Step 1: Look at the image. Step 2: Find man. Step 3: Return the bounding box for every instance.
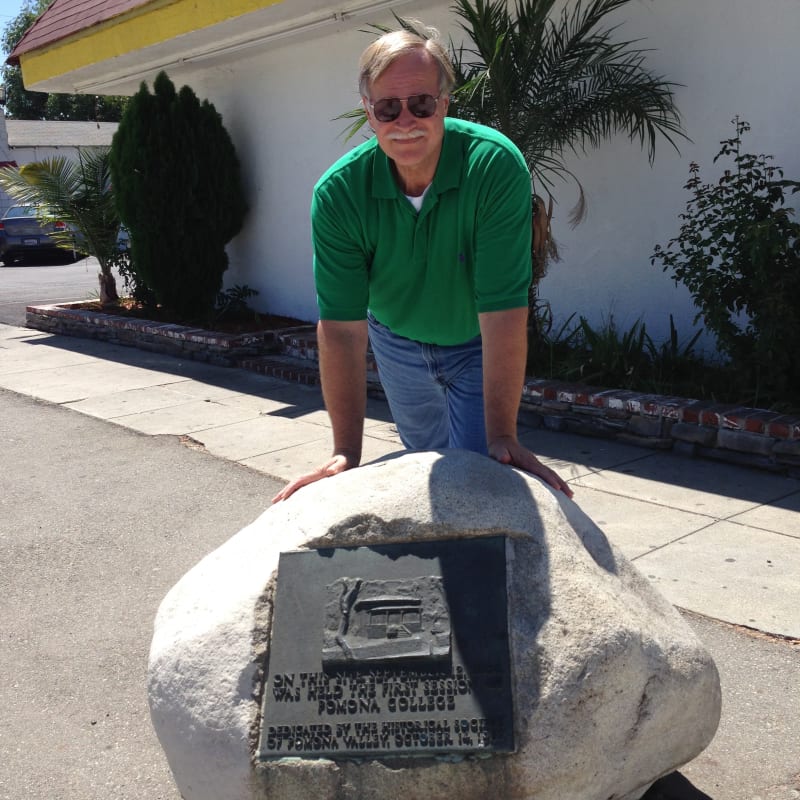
[274,25,572,501]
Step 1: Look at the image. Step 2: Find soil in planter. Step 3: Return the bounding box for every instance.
[73,299,313,335]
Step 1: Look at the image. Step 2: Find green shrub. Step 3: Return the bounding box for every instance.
[527,302,580,378]
[652,118,800,407]
[569,315,652,390]
[109,71,248,322]
[526,313,753,405]
[645,315,704,396]
[529,313,656,387]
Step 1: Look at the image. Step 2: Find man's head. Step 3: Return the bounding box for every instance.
[358,25,455,99]
[358,25,455,192]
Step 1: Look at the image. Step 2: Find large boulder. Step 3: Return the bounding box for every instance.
[148,450,721,800]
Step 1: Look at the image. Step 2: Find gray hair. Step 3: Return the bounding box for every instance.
[358,24,456,98]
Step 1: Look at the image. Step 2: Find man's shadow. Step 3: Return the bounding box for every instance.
[643,772,713,799]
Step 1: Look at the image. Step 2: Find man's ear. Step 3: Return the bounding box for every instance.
[361,97,374,130]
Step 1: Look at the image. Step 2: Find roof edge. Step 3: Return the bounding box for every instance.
[7,0,169,66]
[8,0,269,69]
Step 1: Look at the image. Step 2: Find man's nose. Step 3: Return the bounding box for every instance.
[395,101,417,126]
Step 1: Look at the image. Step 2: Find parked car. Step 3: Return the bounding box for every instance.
[0,205,81,265]
[116,225,130,252]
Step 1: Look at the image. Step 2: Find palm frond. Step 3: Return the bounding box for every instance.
[335,0,686,242]
[335,107,370,142]
[447,0,688,209]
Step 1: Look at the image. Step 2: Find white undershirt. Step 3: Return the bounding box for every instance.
[405,184,431,212]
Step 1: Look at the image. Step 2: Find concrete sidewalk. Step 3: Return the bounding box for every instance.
[1,321,799,800]
[2,321,798,640]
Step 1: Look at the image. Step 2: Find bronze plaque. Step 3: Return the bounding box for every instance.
[258,537,514,759]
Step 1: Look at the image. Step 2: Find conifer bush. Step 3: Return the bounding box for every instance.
[109,71,248,321]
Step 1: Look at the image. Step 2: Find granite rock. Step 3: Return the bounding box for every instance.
[148,450,721,800]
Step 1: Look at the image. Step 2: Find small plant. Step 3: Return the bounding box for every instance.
[527,301,579,377]
[529,312,655,389]
[114,243,155,306]
[526,308,799,409]
[652,118,800,406]
[645,314,705,396]
[214,284,260,322]
[569,315,653,389]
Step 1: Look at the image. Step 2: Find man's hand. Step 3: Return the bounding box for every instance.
[271,319,369,503]
[489,436,574,498]
[478,309,573,498]
[271,454,357,503]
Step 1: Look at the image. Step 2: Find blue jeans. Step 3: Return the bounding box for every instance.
[368,313,487,454]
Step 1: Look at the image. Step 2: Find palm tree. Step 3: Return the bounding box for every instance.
[448,0,687,231]
[0,148,122,305]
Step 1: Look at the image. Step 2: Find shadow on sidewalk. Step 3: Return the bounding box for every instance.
[643,772,713,799]
[15,326,800,509]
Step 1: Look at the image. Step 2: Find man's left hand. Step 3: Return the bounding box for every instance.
[489,436,574,498]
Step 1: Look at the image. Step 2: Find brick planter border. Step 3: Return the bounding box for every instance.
[519,379,800,474]
[26,302,298,366]
[26,302,800,476]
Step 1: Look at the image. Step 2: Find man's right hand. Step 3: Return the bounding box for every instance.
[271,454,357,503]
[273,319,367,503]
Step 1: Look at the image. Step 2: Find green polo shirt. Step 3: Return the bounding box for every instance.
[312,117,531,345]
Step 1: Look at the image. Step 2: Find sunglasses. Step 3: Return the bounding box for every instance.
[368,93,441,123]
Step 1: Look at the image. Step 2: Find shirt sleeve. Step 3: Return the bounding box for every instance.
[311,177,370,321]
[473,144,532,313]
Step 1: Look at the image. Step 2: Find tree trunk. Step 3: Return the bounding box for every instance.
[98,270,119,306]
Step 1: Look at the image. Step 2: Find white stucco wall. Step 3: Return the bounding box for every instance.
[176,0,799,354]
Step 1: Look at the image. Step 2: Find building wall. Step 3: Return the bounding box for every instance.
[153,0,799,353]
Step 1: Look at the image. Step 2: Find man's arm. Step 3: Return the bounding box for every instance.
[318,319,369,463]
[479,307,573,497]
[272,319,368,502]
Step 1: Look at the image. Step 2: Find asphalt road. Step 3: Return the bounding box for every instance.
[0,256,106,326]
[0,388,282,800]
